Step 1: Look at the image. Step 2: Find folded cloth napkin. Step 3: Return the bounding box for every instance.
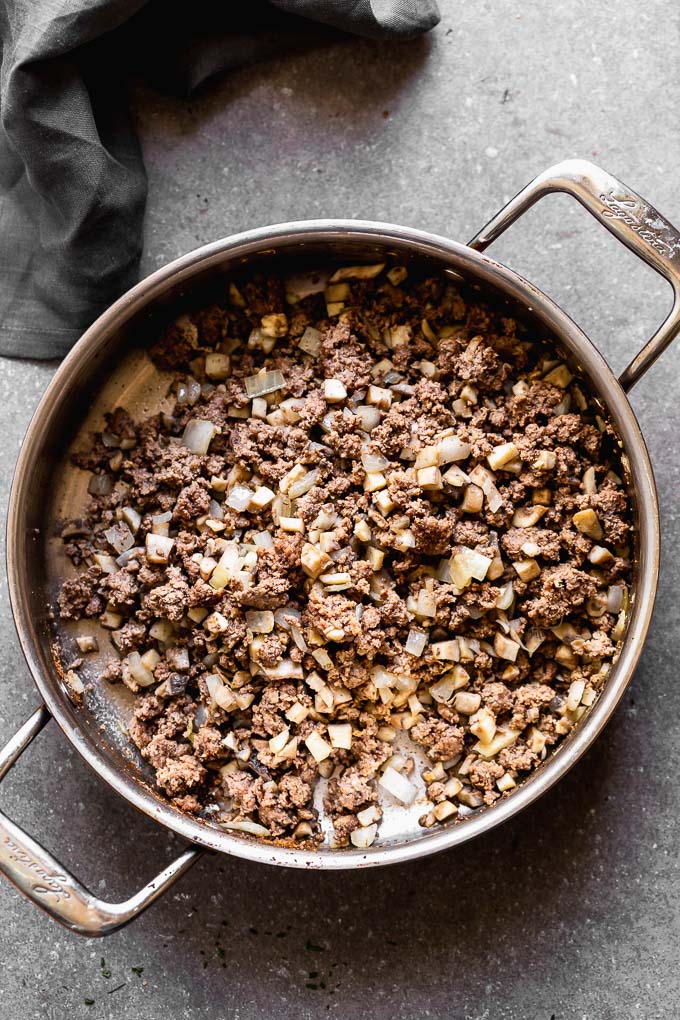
[0,0,439,360]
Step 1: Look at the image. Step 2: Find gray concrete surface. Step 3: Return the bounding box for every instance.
[1,1,680,1017]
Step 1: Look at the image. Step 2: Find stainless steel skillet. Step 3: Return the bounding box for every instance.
[3,160,679,936]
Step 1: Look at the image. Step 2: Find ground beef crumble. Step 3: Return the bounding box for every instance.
[56,260,633,848]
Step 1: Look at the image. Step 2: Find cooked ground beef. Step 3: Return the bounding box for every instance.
[56,260,633,848]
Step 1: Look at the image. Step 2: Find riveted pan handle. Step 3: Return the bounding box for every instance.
[0,706,203,936]
[468,158,680,391]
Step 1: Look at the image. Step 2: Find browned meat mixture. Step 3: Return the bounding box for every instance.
[58,261,633,847]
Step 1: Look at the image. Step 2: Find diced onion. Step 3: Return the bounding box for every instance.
[405,629,428,657]
[329,263,385,282]
[290,625,308,653]
[226,485,254,512]
[140,648,160,671]
[298,326,323,356]
[494,631,521,662]
[435,558,452,583]
[350,823,378,848]
[205,353,231,379]
[393,529,416,551]
[116,546,142,567]
[125,651,155,687]
[567,679,586,712]
[355,405,381,432]
[607,585,624,613]
[439,436,472,463]
[151,510,172,537]
[285,272,328,304]
[167,646,190,671]
[258,659,305,680]
[149,619,174,643]
[279,516,304,533]
[524,628,546,656]
[181,419,216,454]
[88,473,113,496]
[76,635,98,654]
[186,378,202,405]
[487,442,519,471]
[269,727,290,754]
[245,610,275,634]
[273,607,300,630]
[415,590,436,618]
[93,552,118,574]
[495,582,515,611]
[305,730,333,762]
[253,530,274,547]
[324,379,347,403]
[121,506,142,533]
[379,766,416,804]
[442,464,469,487]
[371,667,397,690]
[205,673,237,710]
[470,708,496,743]
[146,533,174,564]
[450,547,492,587]
[320,411,338,434]
[357,805,382,827]
[288,468,319,499]
[430,640,460,662]
[100,610,123,630]
[245,370,285,398]
[222,819,271,837]
[429,674,459,703]
[309,649,332,673]
[474,727,521,759]
[469,465,504,513]
[209,542,240,589]
[205,612,229,635]
[361,450,389,473]
[612,610,626,641]
[328,723,352,749]
[588,544,613,565]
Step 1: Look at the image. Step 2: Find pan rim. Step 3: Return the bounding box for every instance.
[6,219,660,869]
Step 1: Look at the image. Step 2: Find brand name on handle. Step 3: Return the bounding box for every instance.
[3,835,72,902]
[599,191,675,257]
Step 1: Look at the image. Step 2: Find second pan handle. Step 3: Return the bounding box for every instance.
[0,706,203,936]
[468,158,680,391]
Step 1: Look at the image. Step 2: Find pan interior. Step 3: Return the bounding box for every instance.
[15,230,651,866]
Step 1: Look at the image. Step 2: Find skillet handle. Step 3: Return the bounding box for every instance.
[0,706,203,936]
[468,158,680,392]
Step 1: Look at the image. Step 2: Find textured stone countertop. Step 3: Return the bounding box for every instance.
[1,2,679,1017]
